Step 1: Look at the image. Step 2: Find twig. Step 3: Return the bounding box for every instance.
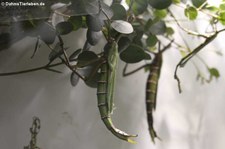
[123,63,149,77]
[174,33,217,93]
[0,61,63,76]
[168,9,209,38]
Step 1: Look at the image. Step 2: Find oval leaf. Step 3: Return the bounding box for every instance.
[68,16,83,31]
[149,20,167,35]
[208,67,220,79]
[70,72,80,86]
[191,0,206,8]
[86,29,102,45]
[146,34,158,47]
[69,48,82,61]
[126,0,148,15]
[49,42,67,62]
[77,51,98,67]
[99,2,114,20]
[118,37,132,53]
[111,20,134,34]
[184,6,198,20]
[38,22,56,44]
[56,21,73,35]
[149,0,172,10]
[86,14,103,31]
[120,44,151,63]
[85,72,101,88]
[111,3,127,20]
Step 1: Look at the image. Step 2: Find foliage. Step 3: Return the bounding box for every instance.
[0,0,225,145]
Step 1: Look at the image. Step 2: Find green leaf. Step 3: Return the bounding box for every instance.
[77,51,99,67]
[38,22,56,44]
[86,14,103,32]
[85,71,101,88]
[49,42,68,62]
[111,3,127,20]
[146,34,158,47]
[118,37,132,53]
[208,67,220,80]
[126,0,148,15]
[148,0,172,10]
[120,44,151,63]
[56,21,73,35]
[191,0,206,8]
[98,2,114,20]
[111,20,134,34]
[69,48,82,61]
[172,0,181,4]
[148,20,167,35]
[68,16,83,31]
[184,6,198,20]
[71,0,99,15]
[205,5,219,12]
[219,11,225,25]
[154,9,168,19]
[86,29,102,45]
[166,27,175,36]
[219,3,225,10]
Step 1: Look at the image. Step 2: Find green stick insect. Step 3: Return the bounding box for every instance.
[123,41,173,143]
[97,40,137,143]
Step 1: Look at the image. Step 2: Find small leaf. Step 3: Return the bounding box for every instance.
[172,0,181,4]
[205,5,219,12]
[118,37,132,53]
[70,0,99,16]
[69,48,82,61]
[149,0,172,10]
[111,20,134,34]
[86,14,103,31]
[219,3,225,10]
[191,0,206,8]
[86,29,102,45]
[85,71,101,88]
[68,16,83,31]
[56,21,74,35]
[49,42,68,62]
[126,0,148,15]
[111,3,127,20]
[149,20,167,35]
[38,22,56,44]
[154,9,168,19]
[77,51,99,67]
[146,34,158,47]
[98,2,114,20]
[184,6,198,20]
[219,11,225,25]
[166,27,175,36]
[208,67,220,79]
[70,72,80,87]
[120,44,151,63]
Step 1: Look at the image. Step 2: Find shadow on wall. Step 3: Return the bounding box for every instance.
[1,23,225,149]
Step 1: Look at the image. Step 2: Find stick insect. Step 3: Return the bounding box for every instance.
[123,41,173,143]
[97,40,137,143]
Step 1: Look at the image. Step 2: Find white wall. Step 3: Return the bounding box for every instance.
[0,26,225,149]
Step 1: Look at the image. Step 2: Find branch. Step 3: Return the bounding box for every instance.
[168,9,209,38]
[174,33,217,93]
[0,61,64,76]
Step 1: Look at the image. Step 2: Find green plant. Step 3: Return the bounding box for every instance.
[0,0,224,144]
